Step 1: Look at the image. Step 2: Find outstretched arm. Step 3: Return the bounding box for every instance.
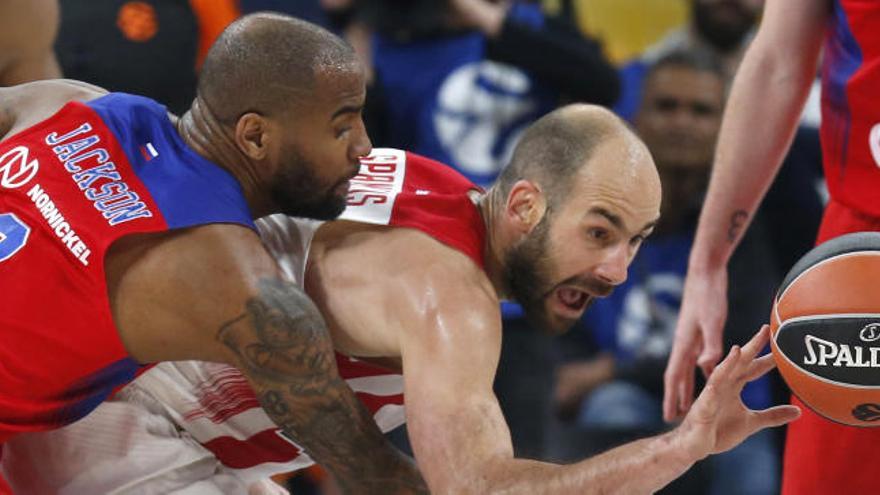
[664,0,829,421]
[397,256,797,494]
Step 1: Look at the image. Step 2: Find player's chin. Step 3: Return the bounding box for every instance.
[333,178,352,198]
[539,299,587,335]
[544,295,593,335]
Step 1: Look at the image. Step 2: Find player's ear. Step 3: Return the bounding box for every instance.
[505,180,547,234]
[234,112,272,161]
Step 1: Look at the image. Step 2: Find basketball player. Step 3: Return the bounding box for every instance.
[0,0,61,84]
[663,0,880,493]
[0,13,425,493]
[5,106,801,494]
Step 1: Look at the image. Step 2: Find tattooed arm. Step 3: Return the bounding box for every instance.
[217,279,425,492]
[664,0,829,421]
[107,224,426,494]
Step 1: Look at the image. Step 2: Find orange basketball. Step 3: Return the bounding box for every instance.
[771,232,880,427]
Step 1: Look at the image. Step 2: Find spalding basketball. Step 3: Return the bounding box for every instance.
[771,232,880,427]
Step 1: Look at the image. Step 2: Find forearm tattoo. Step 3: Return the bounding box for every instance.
[726,209,749,243]
[217,278,427,494]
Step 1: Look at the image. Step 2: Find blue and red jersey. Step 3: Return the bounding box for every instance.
[821,0,880,217]
[0,93,253,442]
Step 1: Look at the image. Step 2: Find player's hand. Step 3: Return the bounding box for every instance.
[663,266,728,421]
[673,325,800,460]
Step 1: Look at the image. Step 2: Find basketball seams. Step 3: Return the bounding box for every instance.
[775,251,880,310]
[777,233,880,293]
[770,240,880,426]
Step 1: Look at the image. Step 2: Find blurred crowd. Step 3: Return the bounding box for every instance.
[1,0,826,493]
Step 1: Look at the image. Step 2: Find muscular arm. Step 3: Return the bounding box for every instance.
[394,248,796,494]
[107,225,425,494]
[398,257,691,494]
[216,279,423,492]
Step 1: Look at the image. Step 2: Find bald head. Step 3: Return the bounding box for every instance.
[198,12,358,123]
[496,104,650,210]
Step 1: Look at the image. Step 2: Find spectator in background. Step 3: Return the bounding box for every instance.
[0,0,61,85]
[55,0,239,114]
[555,49,782,495]
[356,0,619,186]
[614,0,761,120]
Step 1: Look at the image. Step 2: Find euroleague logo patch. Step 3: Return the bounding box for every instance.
[775,316,880,387]
[853,403,880,422]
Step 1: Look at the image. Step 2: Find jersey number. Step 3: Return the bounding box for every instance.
[0,213,30,262]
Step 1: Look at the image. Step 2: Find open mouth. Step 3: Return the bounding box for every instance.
[553,286,592,317]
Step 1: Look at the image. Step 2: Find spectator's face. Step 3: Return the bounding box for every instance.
[270,64,371,220]
[636,66,724,172]
[692,0,760,51]
[505,137,661,334]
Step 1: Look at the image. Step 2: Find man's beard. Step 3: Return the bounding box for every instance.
[693,1,756,53]
[504,214,559,332]
[504,212,617,333]
[270,150,350,221]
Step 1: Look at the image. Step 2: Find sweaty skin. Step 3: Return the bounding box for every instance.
[302,112,799,494]
[0,75,425,494]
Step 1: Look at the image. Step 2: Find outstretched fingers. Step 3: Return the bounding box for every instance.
[751,404,801,430]
[741,325,771,362]
[707,345,741,387]
[742,353,776,383]
[664,341,698,421]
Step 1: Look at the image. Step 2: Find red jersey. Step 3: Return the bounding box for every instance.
[344,147,485,266]
[821,0,880,216]
[0,93,253,441]
[57,148,487,483]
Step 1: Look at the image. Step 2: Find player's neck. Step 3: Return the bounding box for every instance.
[176,98,272,218]
[476,187,512,299]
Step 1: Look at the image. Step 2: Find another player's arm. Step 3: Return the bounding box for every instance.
[690,0,828,267]
[664,0,830,420]
[397,254,796,494]
[0,80,108,139]
[0,0,62,86]
[216,280,425,493]
[110,225,426,494]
